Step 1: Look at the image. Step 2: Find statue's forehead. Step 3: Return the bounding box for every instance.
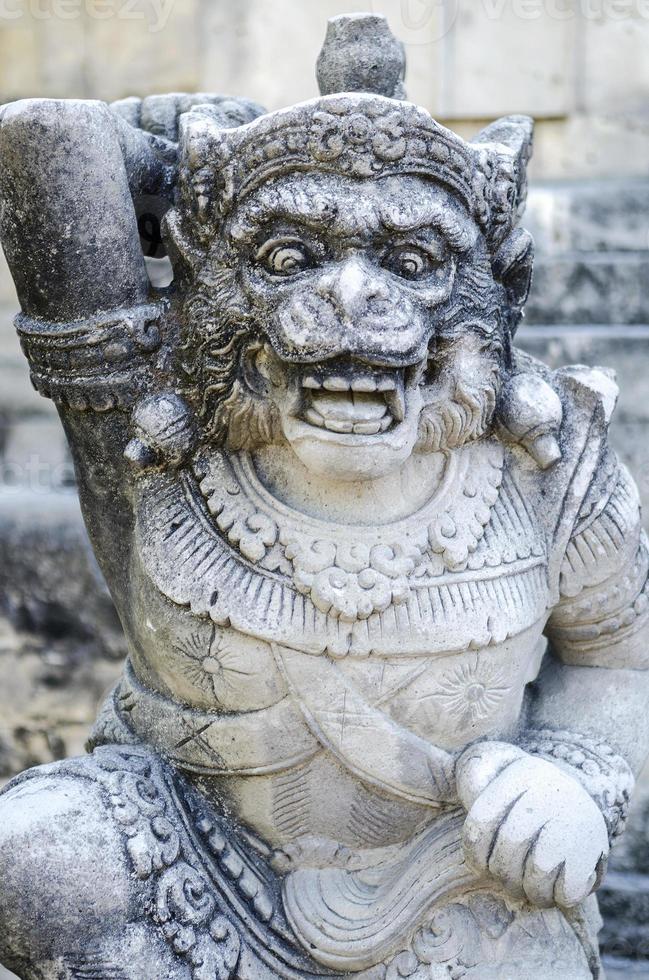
[228,172,476,248]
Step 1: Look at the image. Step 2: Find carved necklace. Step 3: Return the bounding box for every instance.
[193,440,505,624]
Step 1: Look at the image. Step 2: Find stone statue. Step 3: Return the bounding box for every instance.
[0,13,647,980]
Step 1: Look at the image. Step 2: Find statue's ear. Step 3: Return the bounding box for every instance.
[492,228,534,336]
[472,115,535,334]
[472,115,534,236]
[473,115,534,165]
[177,107,232,232]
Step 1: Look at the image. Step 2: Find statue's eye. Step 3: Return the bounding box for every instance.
[257,240,314,277]
[382,245,442,281]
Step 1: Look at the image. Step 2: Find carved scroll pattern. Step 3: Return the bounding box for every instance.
[93,746,241,980]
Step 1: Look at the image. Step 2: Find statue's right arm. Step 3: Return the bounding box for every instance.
[0,98,168,596]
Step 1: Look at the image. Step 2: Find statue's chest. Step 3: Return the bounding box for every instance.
[133,442,551,661]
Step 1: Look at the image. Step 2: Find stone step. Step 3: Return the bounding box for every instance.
[522,180,649,326]
[525,253,649,326]
[524,179,649,255]
[598,870,649,965]
[0,489,126,658]
[602,960,649,978]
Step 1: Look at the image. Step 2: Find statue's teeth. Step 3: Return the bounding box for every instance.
[305,407,326,427]
[311,390,387,423]
[351,377,378,392]
[322,376,350,391]
[301,368,403,432]
[324,418,354,433]
[352,421,382,435]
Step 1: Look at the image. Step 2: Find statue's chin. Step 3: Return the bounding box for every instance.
[281,410,422,482]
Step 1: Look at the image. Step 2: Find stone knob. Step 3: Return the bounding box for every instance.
[317,13,407,100]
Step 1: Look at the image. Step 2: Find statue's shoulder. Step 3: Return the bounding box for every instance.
[512,347,619,429]
[505,349,624,587]
[507,347,619,468]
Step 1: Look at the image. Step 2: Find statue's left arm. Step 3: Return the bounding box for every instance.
[532,450,649,800]
[455,439,649,910]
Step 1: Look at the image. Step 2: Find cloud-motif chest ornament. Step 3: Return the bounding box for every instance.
[194,442,505,623]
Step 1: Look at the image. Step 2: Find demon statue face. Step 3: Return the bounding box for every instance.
[167,97,535,482]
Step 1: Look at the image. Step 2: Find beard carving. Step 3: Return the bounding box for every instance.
[415,251,505,454]
[179,249,284,451]
[415,332,502,455]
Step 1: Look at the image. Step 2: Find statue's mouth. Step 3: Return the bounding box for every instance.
[249,344,427,463]
[297,364,410,436]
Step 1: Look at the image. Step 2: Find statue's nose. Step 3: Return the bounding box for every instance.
[316,256,390,319]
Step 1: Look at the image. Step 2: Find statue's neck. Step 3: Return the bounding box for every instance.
[250,445,448,525]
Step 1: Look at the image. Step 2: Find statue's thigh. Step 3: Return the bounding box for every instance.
[0,769,137,973]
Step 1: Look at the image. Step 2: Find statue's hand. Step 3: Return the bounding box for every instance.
[111,92,265,143]
[456,742,609,908]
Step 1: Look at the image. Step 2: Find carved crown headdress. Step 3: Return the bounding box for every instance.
[173,13,534,257]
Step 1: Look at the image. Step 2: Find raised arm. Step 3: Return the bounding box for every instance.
[0,93,263,601]
[0,98,161,598]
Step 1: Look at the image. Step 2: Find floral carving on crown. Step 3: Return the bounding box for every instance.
[178,94,531,248]
[308,108,409,169]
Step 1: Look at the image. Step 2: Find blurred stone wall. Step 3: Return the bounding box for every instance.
[0,0,648,179]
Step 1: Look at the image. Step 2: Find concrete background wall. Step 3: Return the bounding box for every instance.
[0,0,648,180]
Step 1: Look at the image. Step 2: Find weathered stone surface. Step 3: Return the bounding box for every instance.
[526,254,649,325]
[437,0,576,119]
[581,11,649,118]
[85,0,200,99]
[602,957,649,978]
[0,13,648,980]
[198,0,446,119]
[599,870,649,965]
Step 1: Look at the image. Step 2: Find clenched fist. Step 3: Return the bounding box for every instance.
[456,742,609,908]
